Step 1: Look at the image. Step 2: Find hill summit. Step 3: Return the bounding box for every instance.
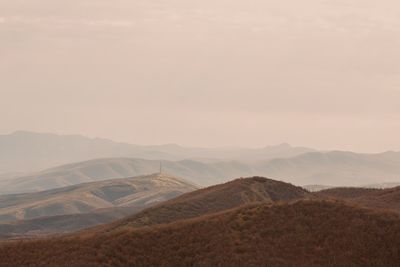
[107,176,313,230]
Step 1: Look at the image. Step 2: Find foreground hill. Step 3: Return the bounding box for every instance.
[318,186,400,214]
[0,174,197,237]
[1,201,399,266]
[2,150,400,194]
[108,177,313,230]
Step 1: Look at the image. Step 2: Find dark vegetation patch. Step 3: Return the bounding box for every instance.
[91,185,137,203]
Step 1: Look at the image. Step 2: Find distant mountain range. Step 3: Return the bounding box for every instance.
[0,131,314,173]
[1,150,400,195]
[304,182,400,192]
[0,157,247,194]
[252,150,400,187]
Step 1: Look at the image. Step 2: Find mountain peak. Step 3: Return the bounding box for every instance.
[263,143,292,149]
[277,142,292,148]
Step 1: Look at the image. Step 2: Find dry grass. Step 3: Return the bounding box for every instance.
[318,186,400,214]
[317,187,380,199]
[1,200,400,267]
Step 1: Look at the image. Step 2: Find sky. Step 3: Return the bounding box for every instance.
[1,0,399,152]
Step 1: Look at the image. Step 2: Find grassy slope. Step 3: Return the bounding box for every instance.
[0,174,197,237]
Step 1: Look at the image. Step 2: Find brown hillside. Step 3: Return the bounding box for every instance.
[352,187,400,213]
[105,176,313,230]
[318,187,400,213]
[1,201,400,267]
[317,187,379,199]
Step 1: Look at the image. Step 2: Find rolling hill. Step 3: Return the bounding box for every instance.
[318,186,400,214]
[108,177,314,230]
[0,158,253,194]
[0,208,132,239]
[353,187,400,213]
[0,173,196,224]
[317,187,380,199]
[0,176,309,238]
[2,150,400,195]
[1,201,399,266]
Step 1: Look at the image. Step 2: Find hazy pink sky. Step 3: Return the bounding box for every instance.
[1,0,399,152]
